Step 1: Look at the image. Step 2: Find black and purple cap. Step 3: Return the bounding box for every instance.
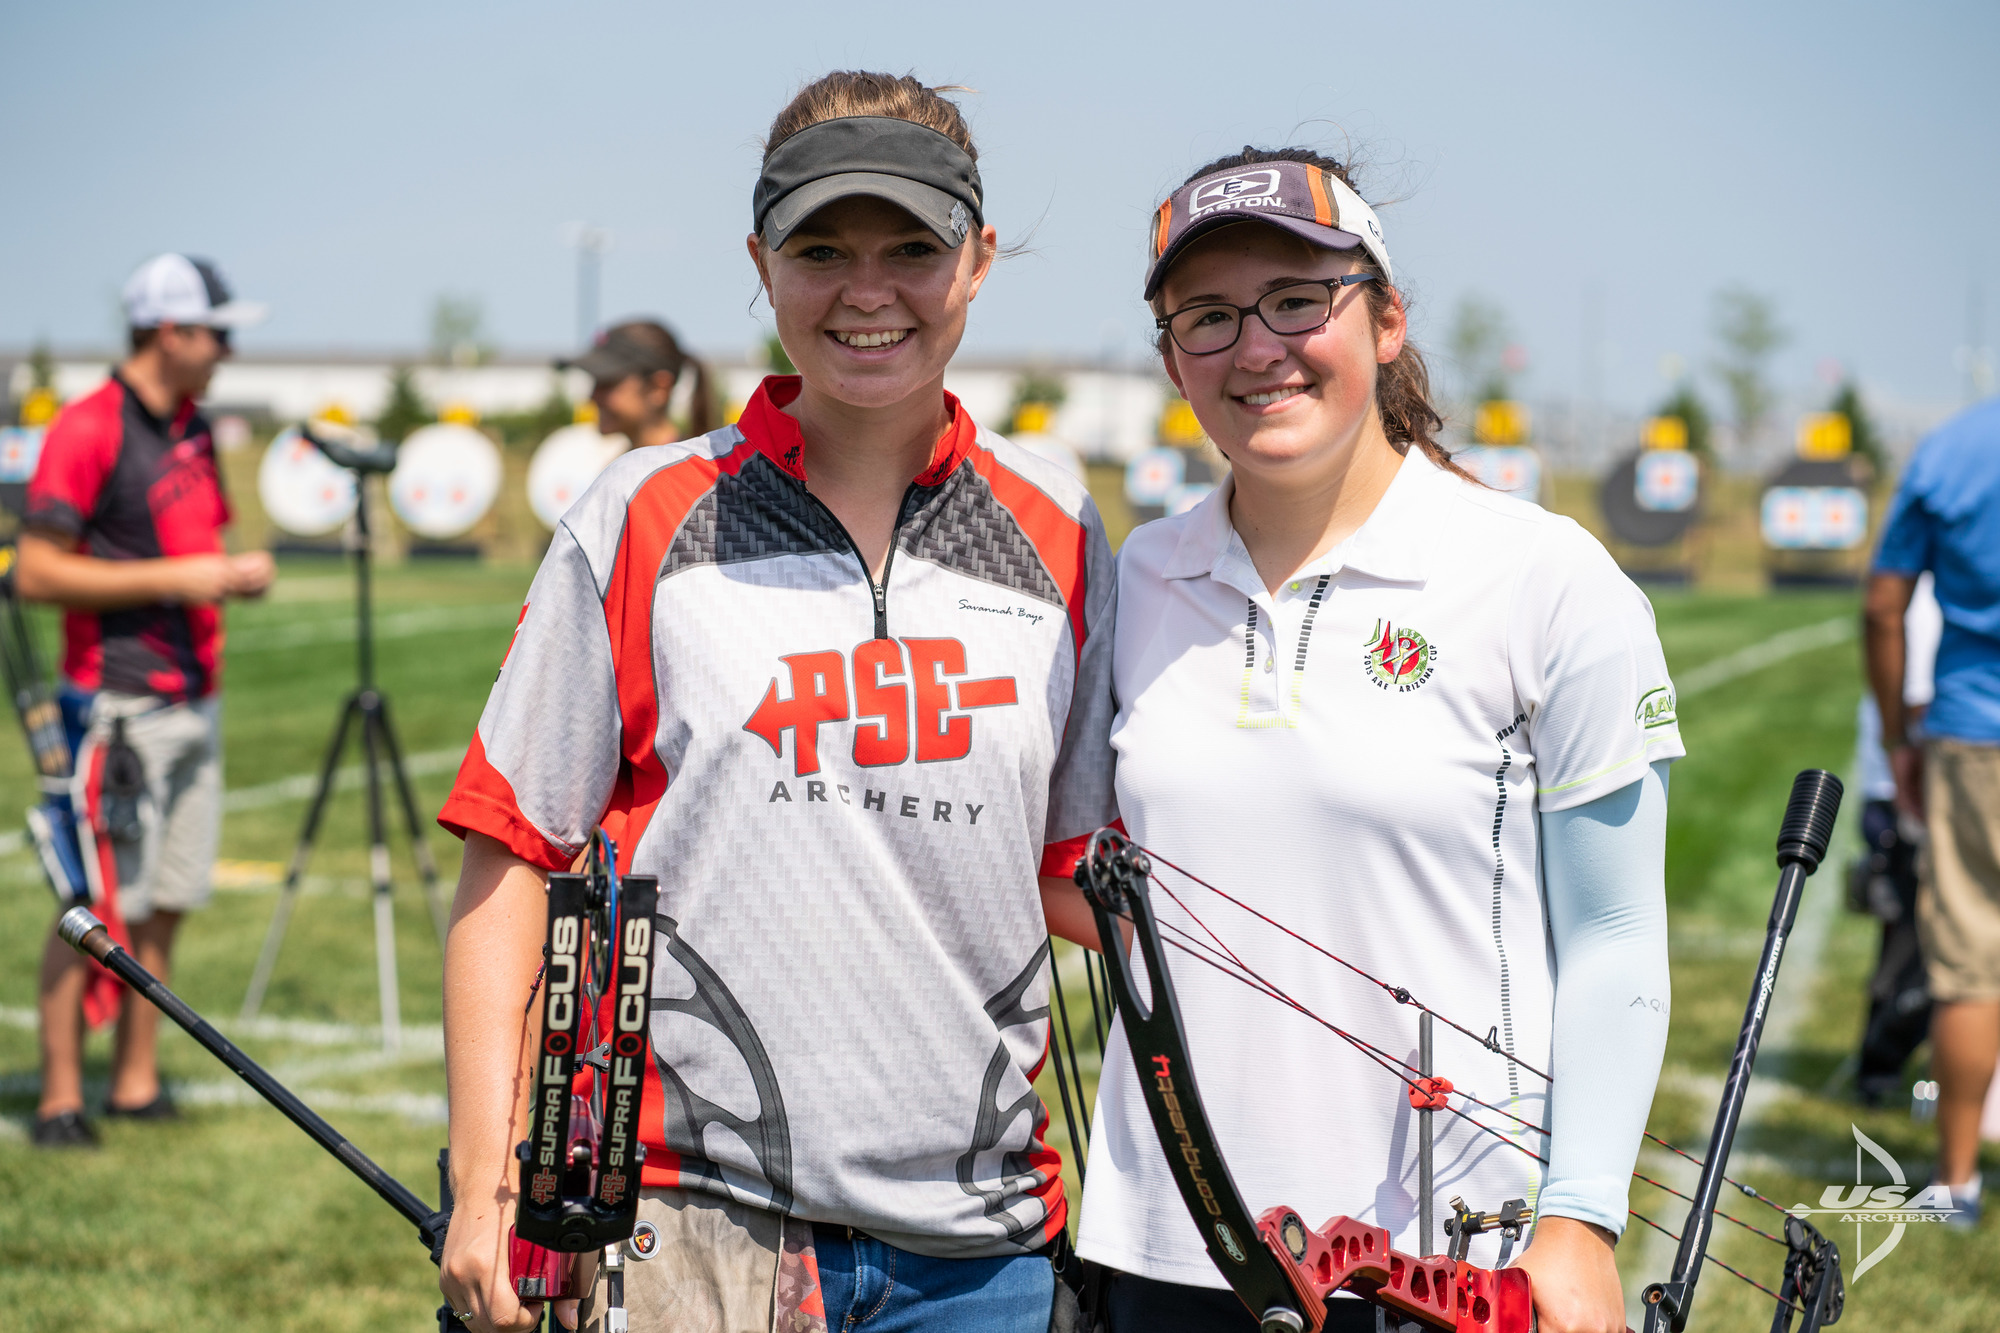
[753,116,984,251]
[1144,161,1393,300]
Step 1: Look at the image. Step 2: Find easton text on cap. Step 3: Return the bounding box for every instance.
[1144,161,1392,300]
[754,116,984,251]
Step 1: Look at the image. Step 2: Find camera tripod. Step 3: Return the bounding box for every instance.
[240,427,447,1051]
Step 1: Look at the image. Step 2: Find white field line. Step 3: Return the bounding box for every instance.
[227,602,520,653]
[0,1006,447,1127]
[0,614,1858,864]
[231,600,518,649]
[1624,781,1848,1324]
[0,1003,441,1049]
[1675,616,1854,698]
[220,746,466,813]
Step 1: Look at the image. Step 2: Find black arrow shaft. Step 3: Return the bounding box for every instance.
[58,908,444,1249]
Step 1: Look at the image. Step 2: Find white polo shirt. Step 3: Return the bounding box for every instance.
[1077,446,1684,1284]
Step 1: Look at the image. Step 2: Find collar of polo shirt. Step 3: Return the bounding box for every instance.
[1161,446,1439,588]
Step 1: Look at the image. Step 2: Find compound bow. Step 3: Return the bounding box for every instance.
[55,827,662,1332]
[1065,770,1848,1333]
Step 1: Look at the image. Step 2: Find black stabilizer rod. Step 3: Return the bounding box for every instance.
[1641,770,1843,1332]
[58,907,451,1260]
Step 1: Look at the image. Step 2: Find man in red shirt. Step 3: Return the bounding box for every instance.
[23,253,276,1148]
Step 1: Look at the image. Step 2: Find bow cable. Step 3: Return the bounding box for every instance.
[1141,843,1555,1084]
[1072,841,1808,1311]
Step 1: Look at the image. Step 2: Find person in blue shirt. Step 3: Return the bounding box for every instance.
[1866,395,2000,1228]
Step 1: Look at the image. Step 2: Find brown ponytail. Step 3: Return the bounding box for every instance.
[764,70,979,161]
[1157,146,1468,483]
[599,319,717,437]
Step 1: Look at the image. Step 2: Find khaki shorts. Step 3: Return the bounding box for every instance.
[76,693,222,923]
[574,1187,821,1333]
[1918,737,2000,1002]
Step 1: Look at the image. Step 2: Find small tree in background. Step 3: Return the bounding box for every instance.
[763,334,795,375]
[1828,378,1884,473]
[377,366,432,444]
[1709,286,1788,448]
[530,377,574,442]
[1009,369,1067,433]
[28,340,54,392]
[1654,381,1714,458]
[1447,295,1515,405]
[429,293,491,367]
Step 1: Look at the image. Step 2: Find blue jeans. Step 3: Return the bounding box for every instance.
[812,1225,1053,1333]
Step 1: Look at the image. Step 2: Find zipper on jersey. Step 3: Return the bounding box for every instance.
[803,485,919,642]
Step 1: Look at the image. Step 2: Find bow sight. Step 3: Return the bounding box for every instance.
[1076,769,1851,1333]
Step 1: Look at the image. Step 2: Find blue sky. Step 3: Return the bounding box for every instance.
[3,1,1993,415]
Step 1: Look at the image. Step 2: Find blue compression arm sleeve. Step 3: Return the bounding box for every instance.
[1536,758,1672,1237]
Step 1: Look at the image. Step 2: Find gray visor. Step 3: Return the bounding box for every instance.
[755,116,983,250]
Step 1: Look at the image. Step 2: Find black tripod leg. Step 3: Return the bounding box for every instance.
[358,690,402,1053]
[375,692,448,944]
[241,691,363,1021]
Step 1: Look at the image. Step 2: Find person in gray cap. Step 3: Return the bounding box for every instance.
[559,319,716,450]
[436,72,1115,1333]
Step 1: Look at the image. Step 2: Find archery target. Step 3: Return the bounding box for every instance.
[390,423,502,540]
[1635,451,1700,513]
[1125,447,1185,507]
[527,423,627,529]
[1005,431,1086,483]
[258,426,359,536]
[1760,486,1868,550]
[1458,446,1542,503]
[1167,482,1215,517]
[0,427,44,483]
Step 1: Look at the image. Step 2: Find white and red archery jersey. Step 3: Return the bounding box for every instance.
[441,377,1117,1258]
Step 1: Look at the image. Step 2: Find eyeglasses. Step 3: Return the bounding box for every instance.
[1156,275,1376,356]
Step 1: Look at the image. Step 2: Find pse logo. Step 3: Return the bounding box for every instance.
[744,638,1019,777]
[1189,170,1283,217]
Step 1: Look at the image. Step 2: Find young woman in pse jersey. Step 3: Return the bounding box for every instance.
[1074,149,1682,1333]
[437,73,1116,1333]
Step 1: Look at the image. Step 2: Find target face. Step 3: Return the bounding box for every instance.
[390,423,502,540]
[258,427,360,536]
[0,427,44,483]
[527,424,627,529]
[1167,482,1215,516]
[1635,451,1700,513]
[1760,485,1868,550]
[1458,446,1542,502]
[1125,447,1186,506]
[1005,431,1086,483]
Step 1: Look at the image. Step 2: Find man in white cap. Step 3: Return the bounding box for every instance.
[21,253,276,1148]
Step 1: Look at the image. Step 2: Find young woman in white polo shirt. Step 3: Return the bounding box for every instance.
[1074,149,1683,1333]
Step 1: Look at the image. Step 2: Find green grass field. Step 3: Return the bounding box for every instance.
[0,564,1991,1330]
